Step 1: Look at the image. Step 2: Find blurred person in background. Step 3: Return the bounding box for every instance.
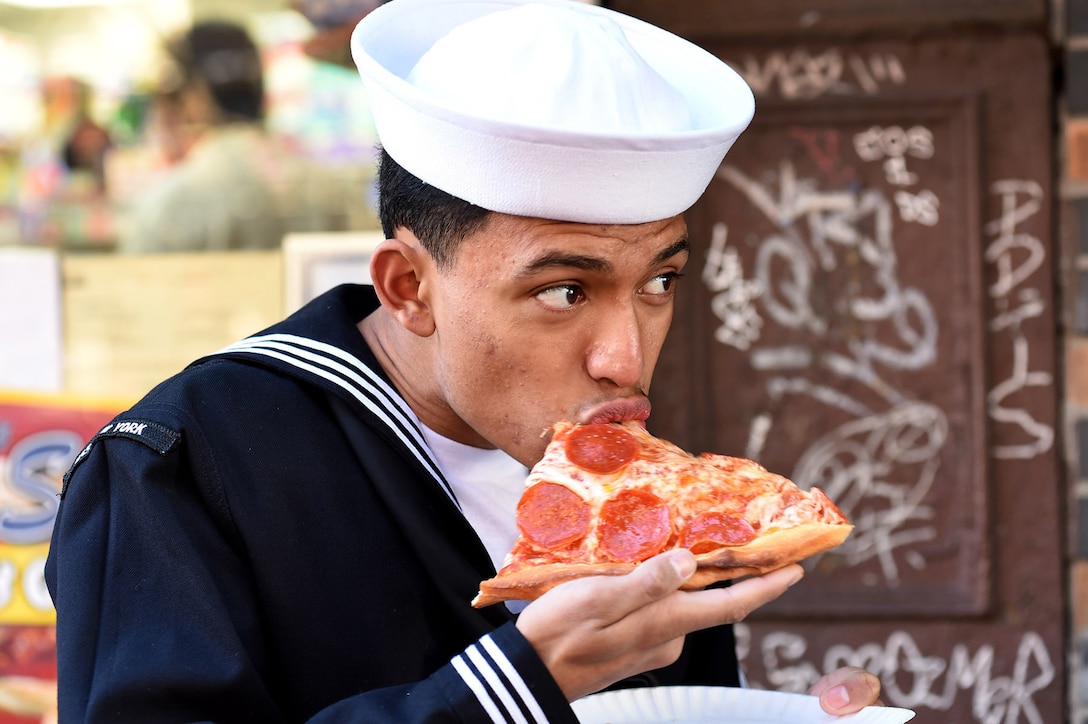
[14,76,113,246]
[118,20,347,253]
[54,78,112,194]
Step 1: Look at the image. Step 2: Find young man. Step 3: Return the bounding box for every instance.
[46,1,881,721]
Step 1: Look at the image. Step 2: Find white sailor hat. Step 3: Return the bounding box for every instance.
[350,0,754,224]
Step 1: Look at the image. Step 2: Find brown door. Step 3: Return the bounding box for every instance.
[637,25,1063,723]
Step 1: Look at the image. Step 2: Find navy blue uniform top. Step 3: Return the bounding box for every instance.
[46,284,740,722]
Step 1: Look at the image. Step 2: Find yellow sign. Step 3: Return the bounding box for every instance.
[0,543,54,625]
[0,391,128,626]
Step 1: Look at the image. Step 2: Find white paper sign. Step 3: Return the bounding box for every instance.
[0,248,63,393]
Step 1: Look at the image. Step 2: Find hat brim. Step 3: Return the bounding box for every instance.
[351,0,755,224]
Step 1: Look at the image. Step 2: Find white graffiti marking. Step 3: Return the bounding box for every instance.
[793,401,944,581]
[854,125,935,163]
[883,157,919,186]
[893,188,940,226]
[708,150,941,584]
[740,49,907,99]
[984,180,1053,460]
[735,626,1055,723]
[855,125,940,223]
[703,223,764,350]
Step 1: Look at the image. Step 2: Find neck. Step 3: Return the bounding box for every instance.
[358,308,492,449]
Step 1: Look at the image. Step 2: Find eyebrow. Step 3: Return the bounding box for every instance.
[517,236,690,278]
[652,237,690,266]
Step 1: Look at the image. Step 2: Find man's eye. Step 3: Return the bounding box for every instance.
[536,285,585,309]
[641,272,682,296]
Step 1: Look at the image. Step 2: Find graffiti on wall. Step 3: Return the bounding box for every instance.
[739,49,907,99]
[736,624,1056,724]
[702,101,1056,716]
[701,112,1052,588]
[985,180,1053,460]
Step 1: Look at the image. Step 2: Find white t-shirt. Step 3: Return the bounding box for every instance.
[418,423,528,575]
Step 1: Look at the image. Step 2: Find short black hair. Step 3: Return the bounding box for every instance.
[377,147,492,268]
[171,21,264,122]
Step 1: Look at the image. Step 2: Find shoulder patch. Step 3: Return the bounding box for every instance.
[61,419,181,497]
[96,419,180,454]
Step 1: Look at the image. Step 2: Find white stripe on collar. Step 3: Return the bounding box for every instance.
[214,334,458,507]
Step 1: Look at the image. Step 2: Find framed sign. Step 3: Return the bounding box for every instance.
[283,231,384,314]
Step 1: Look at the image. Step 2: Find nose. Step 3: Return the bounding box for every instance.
[585,303,645,388]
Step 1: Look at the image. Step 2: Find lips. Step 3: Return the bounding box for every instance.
[577,396,651,427]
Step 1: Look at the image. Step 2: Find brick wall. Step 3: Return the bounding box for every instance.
[1066,0,1088,721]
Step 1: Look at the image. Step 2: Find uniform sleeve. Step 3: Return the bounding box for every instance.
[315,624,574,723]
[44,430,576,724]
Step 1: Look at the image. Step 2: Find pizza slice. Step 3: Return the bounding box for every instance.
[471,420,852,608]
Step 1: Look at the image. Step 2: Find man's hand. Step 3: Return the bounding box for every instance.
[808,666,883,714]
[515,549,803,700]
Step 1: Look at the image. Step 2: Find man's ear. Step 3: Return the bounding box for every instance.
[368,237,437,337]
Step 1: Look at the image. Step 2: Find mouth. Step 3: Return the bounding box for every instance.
[576,396,652,427]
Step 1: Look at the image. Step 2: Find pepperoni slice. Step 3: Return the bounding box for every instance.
[680,512,756,553]
[565,424,640,474]
[598,489,671,562]
[516,482,591,550]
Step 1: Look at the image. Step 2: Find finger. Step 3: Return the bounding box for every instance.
[668,564,804,631]
[578,549,697,617]
[521,549,697,630]
[810,666,882,714]
[632,549,698,598]
[610,564,806,648]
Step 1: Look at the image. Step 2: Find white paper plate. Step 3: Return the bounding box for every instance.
[572,686,916,724]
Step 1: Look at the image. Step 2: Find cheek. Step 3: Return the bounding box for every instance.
[445,329,555,407]
[441,325,524,397]
[440,334,554,452]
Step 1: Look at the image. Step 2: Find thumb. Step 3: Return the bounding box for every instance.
[621,549,697,605]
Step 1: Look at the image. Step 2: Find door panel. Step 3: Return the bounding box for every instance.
[647,34,1063,721]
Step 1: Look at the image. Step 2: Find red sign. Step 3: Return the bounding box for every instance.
[0,392,126,723]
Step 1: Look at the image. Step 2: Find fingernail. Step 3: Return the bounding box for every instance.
[824,685,850,710]
[670,551,696,579]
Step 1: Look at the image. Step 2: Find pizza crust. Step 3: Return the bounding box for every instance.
[685,522,854,587]
[473,561,638,608]
[472,522,853,607]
